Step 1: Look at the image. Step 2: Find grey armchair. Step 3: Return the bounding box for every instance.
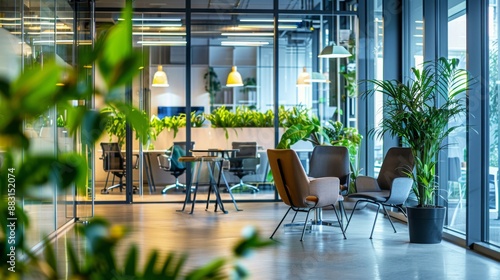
[346,147,414,238]
[267,149,346,241]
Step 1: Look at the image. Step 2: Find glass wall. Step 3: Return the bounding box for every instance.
[446,1,467,234]
[0,0,77,248]
[488,0,500,247]
[373,0,384,175]
[85,2,357,204]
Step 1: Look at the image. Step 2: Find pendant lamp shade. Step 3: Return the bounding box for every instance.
[305,72,330,83]
[318,42,352,58]
[226,66,244,87]
[296,67,311,86]
[152,65,169,87]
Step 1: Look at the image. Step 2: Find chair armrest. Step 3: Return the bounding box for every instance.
[355,176,380,192]
[131,154,140,169]
[385,177,414,205]
[308,177,340,207]
[156,154,171,170]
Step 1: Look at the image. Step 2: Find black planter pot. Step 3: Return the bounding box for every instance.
[407,206,446,244]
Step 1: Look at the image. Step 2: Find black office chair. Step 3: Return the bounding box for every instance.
[100,142,138,194]
[157,141,194,194]
[228,142,260,193]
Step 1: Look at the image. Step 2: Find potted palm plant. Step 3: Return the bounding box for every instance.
[363,57,473,243]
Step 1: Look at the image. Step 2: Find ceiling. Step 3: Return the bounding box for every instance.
[93,0,321,10]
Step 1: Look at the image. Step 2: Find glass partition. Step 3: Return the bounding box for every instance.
[488,0,500,247]
[0,0,79,248]
[446,2,467,234]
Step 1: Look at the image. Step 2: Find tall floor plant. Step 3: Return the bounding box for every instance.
[363,57,473,207]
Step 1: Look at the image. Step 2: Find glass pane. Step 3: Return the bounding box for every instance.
[446,6,467,233]
[488,0,500,247]
[405,0,423,70]
[190,13,275,202]
[194,0,271,9]
[21,0,59,248]
[279,0,357,11]
[373,0,383,176]
[55,0,76,229]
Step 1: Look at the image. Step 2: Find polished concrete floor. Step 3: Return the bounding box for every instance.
[44,202,499,280]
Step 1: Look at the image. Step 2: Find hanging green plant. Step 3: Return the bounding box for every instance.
[204,67,221,112]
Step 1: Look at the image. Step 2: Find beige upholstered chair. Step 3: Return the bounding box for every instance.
[346,147,415,238]
[267,149,346,241]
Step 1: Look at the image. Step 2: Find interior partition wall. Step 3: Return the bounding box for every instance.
[85,1,358,203]
[0,0,78,249]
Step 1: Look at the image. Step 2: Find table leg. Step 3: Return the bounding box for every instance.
[206,161,227,214]
[144,153,156,193]
[216,161,241,211]
[189,161,204,214]
[178,161,196,212]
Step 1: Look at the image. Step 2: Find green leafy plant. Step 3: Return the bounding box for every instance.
[190,111,205,128]
[0,3,148,278]
[276,106,328,149]
[102,106,127,147]
[163,114,187,138]
[363,57,474,206]
[56,114,66,127]
[324,120,363,193]
[204,67,221,112]
[205,106,238,139]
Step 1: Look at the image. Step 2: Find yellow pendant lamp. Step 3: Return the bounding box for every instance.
[226,66,244,87]
[296,67,311,86]
[152,65,169,87]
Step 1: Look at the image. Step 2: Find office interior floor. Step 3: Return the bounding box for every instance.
[89,182,276,202]
[33,202,500,279]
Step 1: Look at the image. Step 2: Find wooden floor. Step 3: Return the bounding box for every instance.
[42,202,499,279]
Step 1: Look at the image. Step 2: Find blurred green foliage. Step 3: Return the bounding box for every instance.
[1,2,272,279]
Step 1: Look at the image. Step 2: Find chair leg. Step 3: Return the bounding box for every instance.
[270,207,292,239]
[230,178,259,193]
[345,199,364,231]
[161,178,187,194]
[102,172,111,193]
[300,209,313,241]
[369,203,382,239]
[331,204,347,239]
[381,205,397,233]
